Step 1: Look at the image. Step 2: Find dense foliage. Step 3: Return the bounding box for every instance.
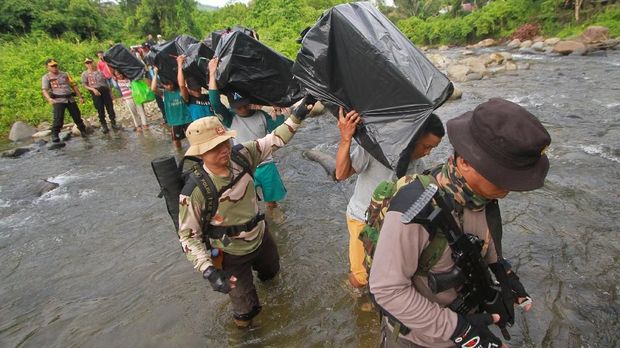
[0,0,618,136]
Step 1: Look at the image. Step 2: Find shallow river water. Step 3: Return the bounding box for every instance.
[1,49,619,348]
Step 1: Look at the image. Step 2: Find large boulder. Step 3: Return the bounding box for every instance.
[499,52,513,61]
[507,39,521,49]
[554,40,587,55]
[9,121,36,142]
[520,40,533,48]
[37,122,51,131]
[488,53,505,65]
[544,37,561,46]
[426,53,450,68]
[447,65,472,82]
[580,26,609,44]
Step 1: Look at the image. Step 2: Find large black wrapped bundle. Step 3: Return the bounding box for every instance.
[151,35,199,85]
[214,31,303,107]
[103,44,145,81]
[292,2,453,174]
[183,42,215,89]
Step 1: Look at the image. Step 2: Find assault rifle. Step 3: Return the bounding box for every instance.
[401,183,515,340]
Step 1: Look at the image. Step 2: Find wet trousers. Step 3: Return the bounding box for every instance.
[346,215,368,286]
[380,319,427,348]
[123,98,147,128]
[90,88,116,125]
[52,102,86,139]
[222,228,280,321]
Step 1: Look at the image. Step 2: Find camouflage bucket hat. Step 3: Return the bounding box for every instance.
[185,117,237,157]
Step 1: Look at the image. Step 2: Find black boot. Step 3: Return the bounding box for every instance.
[101,122,110,134]
[51,132,60,143]
[110,118,120,130]
[79,127,90,137]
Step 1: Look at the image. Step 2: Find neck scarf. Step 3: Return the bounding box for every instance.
[435,157,490,211]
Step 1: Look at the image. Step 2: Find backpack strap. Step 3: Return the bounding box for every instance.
[189,164,219,238]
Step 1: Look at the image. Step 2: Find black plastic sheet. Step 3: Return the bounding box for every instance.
[151,35,199,85]
[214,31,303,107]
[183,42,215,89]
[292,2,453,174]
[103,44,145,81]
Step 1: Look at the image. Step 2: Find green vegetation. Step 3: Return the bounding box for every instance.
[0,0,618,136]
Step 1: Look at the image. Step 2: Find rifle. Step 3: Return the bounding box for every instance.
[401,183,515,340]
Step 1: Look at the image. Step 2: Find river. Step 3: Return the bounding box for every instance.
[1,49,619,347]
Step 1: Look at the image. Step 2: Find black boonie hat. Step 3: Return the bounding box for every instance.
[447,98,551,191]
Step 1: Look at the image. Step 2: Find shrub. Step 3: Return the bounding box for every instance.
[511,23,540,41]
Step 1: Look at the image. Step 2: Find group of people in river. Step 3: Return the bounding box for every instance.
[41,37,551,347]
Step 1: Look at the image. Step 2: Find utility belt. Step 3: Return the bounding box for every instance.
[207,213,265,240]
[50,92,76,99]
[369,293,411,338]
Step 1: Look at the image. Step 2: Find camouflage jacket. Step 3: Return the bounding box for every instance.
[178,116,301,273]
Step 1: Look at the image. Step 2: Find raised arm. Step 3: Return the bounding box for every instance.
[150,67,159,93]
[177,55,189,103]
[207,57,233,127]
[335,107,361,181]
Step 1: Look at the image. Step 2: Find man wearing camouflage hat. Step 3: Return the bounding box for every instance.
[177,97,314,328]
[369,98,551,348]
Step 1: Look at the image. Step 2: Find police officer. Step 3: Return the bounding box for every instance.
[41,58,89,143]
[177,98,314,328]
[369,98,550,348]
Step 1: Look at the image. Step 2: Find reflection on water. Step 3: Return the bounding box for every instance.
[1,50,619,347]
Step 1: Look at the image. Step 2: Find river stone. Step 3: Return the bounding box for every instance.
[71,125,82,136]
[533,36,545,43]
[427,53,449,68]
[448,87,463,100]
[518,47,538,55]
[488,65,507,74]
[37,122,51,131]
[489,53,505,65]
[520,40,533,48]
[499,52,513,61]
[32,130,52,138]
[466,72,483,81]
[48,142,66,150]
[31,179,59,196]
[570,46,588,56]
[447,65,471,82]
[478,38,497,47]
[1,147,31,158]
[554,41,586,55]
[507,39,521,49]
[438,45,449,51]
[60,131,72,142]
[505,61,518,71]
[580,26,609,44]
[517,62,531,70]
[532,42,545,51]
[544,37,561,46]
[9,122,36,142]
[461,50,474,56]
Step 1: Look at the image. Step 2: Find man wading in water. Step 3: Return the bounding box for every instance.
[370,98,548,348]
[177,98,314,328]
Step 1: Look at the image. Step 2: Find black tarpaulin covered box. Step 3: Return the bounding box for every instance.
[103,44,145,81]
[151,35,199,85]
[215,31,303,107]
[293,2,453,174]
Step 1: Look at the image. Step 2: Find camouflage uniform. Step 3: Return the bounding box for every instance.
[178,117,300,319]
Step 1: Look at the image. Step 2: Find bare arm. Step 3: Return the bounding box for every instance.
[150,67,159,93]
[176,55,189,102]
[335,107,361,181]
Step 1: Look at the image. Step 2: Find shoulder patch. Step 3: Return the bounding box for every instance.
[388,179,427,214]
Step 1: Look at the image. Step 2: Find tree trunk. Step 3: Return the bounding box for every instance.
[575,0,584,21]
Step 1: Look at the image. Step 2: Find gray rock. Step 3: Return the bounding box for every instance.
[518,47,539,55]
[9,121,36,142]
[499,52,513,61]
[60,132,72,142]
[48,142,66,150]
[554,40,587,55]
[37,121,51,131]
[30,179,59,197]
[2,147,31,158]
[517,62,531,70]
[532,42,545,51]
[520,40,533,48]
[461,50,475,56]
[505,62,518,71]
[466,72,483,81]
[488,66,507,74]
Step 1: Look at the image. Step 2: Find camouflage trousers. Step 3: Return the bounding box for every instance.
[222,227,280,321]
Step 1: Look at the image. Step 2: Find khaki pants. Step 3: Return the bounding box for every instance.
[346,215,368,286]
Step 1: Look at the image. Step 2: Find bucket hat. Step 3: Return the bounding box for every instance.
[185,117,237,157]
[447,98,551,191]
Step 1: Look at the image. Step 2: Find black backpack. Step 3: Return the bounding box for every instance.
[151,144,253,232]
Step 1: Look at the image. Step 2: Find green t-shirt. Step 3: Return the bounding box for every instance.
[164,90,191,126]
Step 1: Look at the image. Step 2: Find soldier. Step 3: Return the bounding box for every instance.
[336,109,445,290]
[41,58,89,143]
[369,98,550,348]
[177,97,314,328]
